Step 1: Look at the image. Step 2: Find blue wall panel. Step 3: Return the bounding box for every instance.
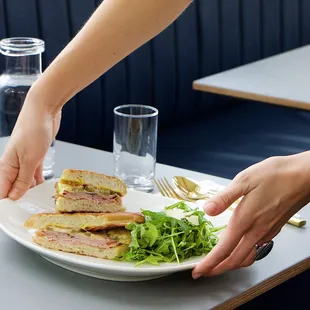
[0,0,310,148]
[68,0,104,149]
[282,0,300,51]
[38,0,76,143]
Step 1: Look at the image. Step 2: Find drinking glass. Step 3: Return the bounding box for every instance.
[0,37,55,179]
[113,104,158,192]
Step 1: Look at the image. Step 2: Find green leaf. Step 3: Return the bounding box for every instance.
[141,222,158,247]
[119,201,226,266]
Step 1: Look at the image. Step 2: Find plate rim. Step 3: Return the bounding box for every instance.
[0,219,203,274]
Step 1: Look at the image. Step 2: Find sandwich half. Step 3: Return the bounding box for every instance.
[55,169,127,213]
[25,212,144,260]
[33,227,131,260]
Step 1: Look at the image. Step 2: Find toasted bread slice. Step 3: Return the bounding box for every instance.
[25,212,144,231]
[60,169,127,196]
[33,227,130,259]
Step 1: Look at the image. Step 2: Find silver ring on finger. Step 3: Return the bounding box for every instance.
[254,240,274,261]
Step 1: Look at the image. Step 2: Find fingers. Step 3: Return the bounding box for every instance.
[201,233,257,277]
[193,190,277,279]
[20,165,44,190]
[240,249,256,268]
[8,162,37,200]
[203,182,245,216]
[207,249,256,277]
[192,219,279,279]
[31,178,36,188]
[34,164,45,185]
[192,218,245,279]
[257,225,282,247]
[0,174,14,199]
[0,160,18,199]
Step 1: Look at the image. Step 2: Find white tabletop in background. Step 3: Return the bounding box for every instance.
[193,45,310,110]
[0,141,309,310]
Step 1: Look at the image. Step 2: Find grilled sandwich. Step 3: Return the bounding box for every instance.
[55,169,127,213]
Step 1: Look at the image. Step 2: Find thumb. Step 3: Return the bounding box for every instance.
[203,183,244,216]
[8,162,37,200]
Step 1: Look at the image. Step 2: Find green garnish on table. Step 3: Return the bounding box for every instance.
[121,201,226,266]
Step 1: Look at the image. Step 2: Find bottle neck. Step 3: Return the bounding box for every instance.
[4,53,42,76]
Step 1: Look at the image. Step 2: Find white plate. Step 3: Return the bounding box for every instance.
[0,180,231,282]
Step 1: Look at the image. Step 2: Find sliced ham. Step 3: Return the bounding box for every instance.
[60,190,120,204]
[38,230,120,249]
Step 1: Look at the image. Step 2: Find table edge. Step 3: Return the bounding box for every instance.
[192,82,310,111]
[213,257,310,310]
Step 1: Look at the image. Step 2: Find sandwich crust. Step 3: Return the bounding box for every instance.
[25,212,144,231]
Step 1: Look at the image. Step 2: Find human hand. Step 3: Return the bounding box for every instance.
[0,96,61,200]
[192,153,310,279]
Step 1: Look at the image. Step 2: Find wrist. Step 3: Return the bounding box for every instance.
[301,151,310,180]
[25,73,68,116]
[291,151,310,193]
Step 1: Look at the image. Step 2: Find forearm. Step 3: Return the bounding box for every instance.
[28,0,192,114]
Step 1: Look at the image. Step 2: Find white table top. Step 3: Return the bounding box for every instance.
[0,141,309,310]
[193,45,310,110]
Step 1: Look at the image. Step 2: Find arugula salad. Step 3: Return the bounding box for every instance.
[121,201,226,266]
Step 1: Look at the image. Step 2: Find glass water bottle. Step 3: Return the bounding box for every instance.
[0,37,55,179]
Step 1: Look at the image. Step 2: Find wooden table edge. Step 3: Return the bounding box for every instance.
[213,258,310,310]
[192,82,310,111]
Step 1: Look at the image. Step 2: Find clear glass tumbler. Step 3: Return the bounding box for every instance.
[113,104,158,192]
[0,37,55,179]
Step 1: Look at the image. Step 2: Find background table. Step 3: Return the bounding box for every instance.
[0,141,309,310]
[193,45,310,111]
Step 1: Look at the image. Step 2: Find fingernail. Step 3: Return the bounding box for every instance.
[192,273,202,280]
[203,201,217,213]
[8,188,20,200]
